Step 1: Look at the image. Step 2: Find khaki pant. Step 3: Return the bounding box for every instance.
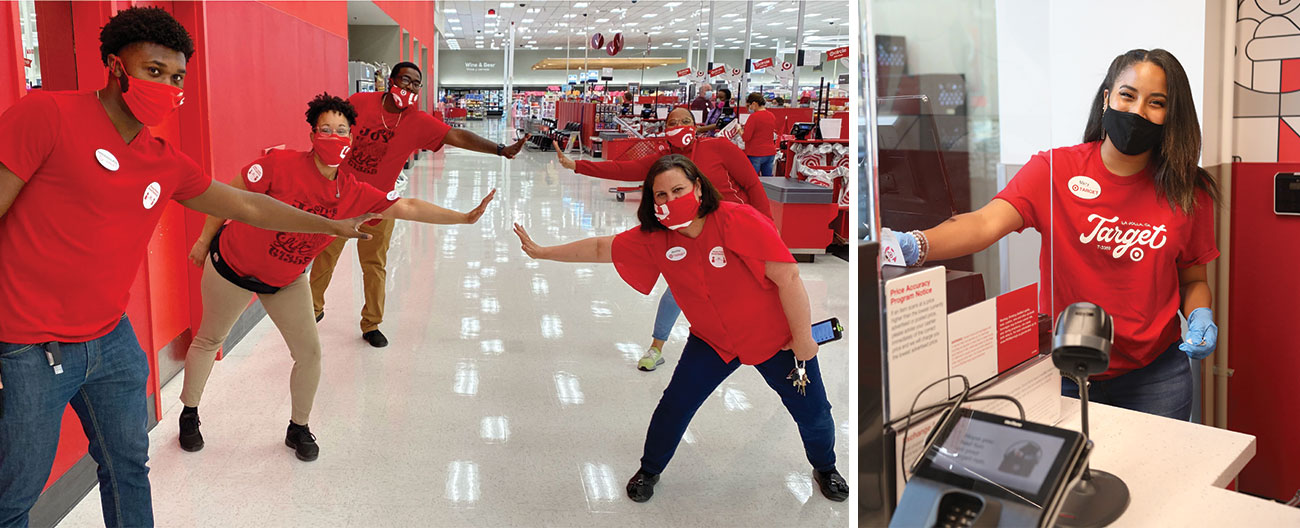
[181,260,322,425]
[309,217,396,333]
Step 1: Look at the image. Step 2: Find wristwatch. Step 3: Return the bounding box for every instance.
[496,143,506,156]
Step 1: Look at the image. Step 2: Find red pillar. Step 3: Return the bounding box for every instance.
[0,1,27,109]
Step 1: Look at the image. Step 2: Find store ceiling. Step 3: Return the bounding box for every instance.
[439,0,850,52]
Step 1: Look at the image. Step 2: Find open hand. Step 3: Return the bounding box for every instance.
[501,134,530,159]
[464,189,497,224]
[335,213,382,240]
[555,148,577,171]
[513,222,548,259]
[188,237,212,268]
[786,335,820,361]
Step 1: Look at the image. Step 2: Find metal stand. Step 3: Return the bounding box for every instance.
[1056,373,1131,527]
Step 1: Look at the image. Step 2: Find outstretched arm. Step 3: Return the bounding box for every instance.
[179,181,378,241]
[555,148,652,183]
[766,261,817,360]
[513,223,613,263]
[187,176,248,267]
[919,198,1024,262]
[445,128,530,159]
[387,189,496,225]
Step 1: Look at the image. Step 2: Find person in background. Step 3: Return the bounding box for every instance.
[178,93,494,461]
[772,96,786,108]
[889,49,1219,421]
[309,62,528,349]
[513,155,849,504]
[0,7,375,526]
[621,91,636,116]
[697,87,733,136]
[742,92,779,177]
[689,82,713,112]
[555,107,771,372]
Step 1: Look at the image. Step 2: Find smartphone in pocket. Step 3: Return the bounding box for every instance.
[812,317,844,345]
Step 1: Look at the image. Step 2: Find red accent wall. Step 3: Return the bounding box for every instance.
[1226,161,1300,502]
[0,1,24,109]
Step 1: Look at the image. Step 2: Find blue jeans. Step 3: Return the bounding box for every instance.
[1061,341,1192,421]
[0,316,153,527]
[651,288,682,342]
[748,155,776,177]
[640,334,837,474]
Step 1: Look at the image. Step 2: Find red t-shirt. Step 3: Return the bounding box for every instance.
[341,91,452,192]
[742,109,778,157]
[220,150,396,287]
[995,141,1218,378]
[611,202,796,365]
[574,137,773,217]
[0,91,212,343]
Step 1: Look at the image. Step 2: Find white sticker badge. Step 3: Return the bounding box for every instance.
[246,163,263,183]
[666,246,687,261]
[95,149,119,171]
[142,182,161,210]
[387,190,401,201]
[708,246,727,268]
[1068,175,1101,200]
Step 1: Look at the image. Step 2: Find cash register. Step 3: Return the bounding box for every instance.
[890,408,1091,528]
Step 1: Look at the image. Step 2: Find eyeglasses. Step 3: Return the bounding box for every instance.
[316,127,350,136]
[395,75,422,89]
[665,119,693,127]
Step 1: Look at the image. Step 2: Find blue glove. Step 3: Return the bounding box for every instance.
[896,231,920,266]
[1179,307,1217,360]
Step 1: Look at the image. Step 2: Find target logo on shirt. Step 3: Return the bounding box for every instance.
[142,182,161,210]
[1068,175,1101,200]
[1079,214,1169,262]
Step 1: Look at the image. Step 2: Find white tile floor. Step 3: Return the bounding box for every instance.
[59,120,851,527]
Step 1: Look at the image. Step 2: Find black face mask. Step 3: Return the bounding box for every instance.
[1102,107,1164,155]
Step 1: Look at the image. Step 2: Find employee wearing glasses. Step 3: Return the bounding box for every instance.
[309,62,527,348]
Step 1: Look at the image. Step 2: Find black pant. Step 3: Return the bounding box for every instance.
[639,334,837,474]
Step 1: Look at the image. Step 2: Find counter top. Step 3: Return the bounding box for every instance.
[1055,397,1300,526]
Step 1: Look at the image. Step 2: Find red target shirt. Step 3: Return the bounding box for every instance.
[0,91,212,343]
[611,202,796,364]
[995,141,1218,378]
[341,91,451,193]
[219,150,396,287]
[574,138,773,217]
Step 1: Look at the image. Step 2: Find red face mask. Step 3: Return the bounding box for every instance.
[110,58,184,126]
[312,133,352,168]
[665,125,696,152]
[654,188,700,230]
[388,83,419,110]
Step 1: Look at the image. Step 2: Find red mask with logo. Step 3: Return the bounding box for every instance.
[665,125,696,153]
[654,188,700,230]
[388,83,419,110]
[110,57,184,126]
[312,133,352,168]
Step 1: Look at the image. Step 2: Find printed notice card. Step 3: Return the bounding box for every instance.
[884,266,948,421]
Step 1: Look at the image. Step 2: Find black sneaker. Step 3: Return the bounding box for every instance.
[626,469,660,503]
[315,311,324,323]
[178,410,204,452]
[285,422,320,461]
[814,468,849,502]
[362,329,388,348]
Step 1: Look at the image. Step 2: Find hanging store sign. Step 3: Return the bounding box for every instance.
[588,70,600,83]
[569,74,580,84]
[676,67,693,78]
[774,60,796,80]
[601,67,614,80]
[752,57,774,70]
[709,65,727,77]
[827,46,850,61]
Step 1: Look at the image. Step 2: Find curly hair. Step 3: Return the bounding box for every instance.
[99,6,195,65]
[305,93,358,129]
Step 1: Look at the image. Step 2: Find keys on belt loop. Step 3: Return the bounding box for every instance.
[44,342,64,375]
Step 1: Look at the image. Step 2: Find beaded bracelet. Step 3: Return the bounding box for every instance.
[908,230,929,267]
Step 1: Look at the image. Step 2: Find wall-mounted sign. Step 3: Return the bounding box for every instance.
[827,46,850,61]
[676,67,692,78]
[752,57,774,70]
[465,61,498,72]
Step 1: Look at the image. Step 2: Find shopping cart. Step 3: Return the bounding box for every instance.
[607,137,670,201]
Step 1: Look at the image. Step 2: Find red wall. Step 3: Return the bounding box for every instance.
[0,1,24,109]
[1226,161,1300,501]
